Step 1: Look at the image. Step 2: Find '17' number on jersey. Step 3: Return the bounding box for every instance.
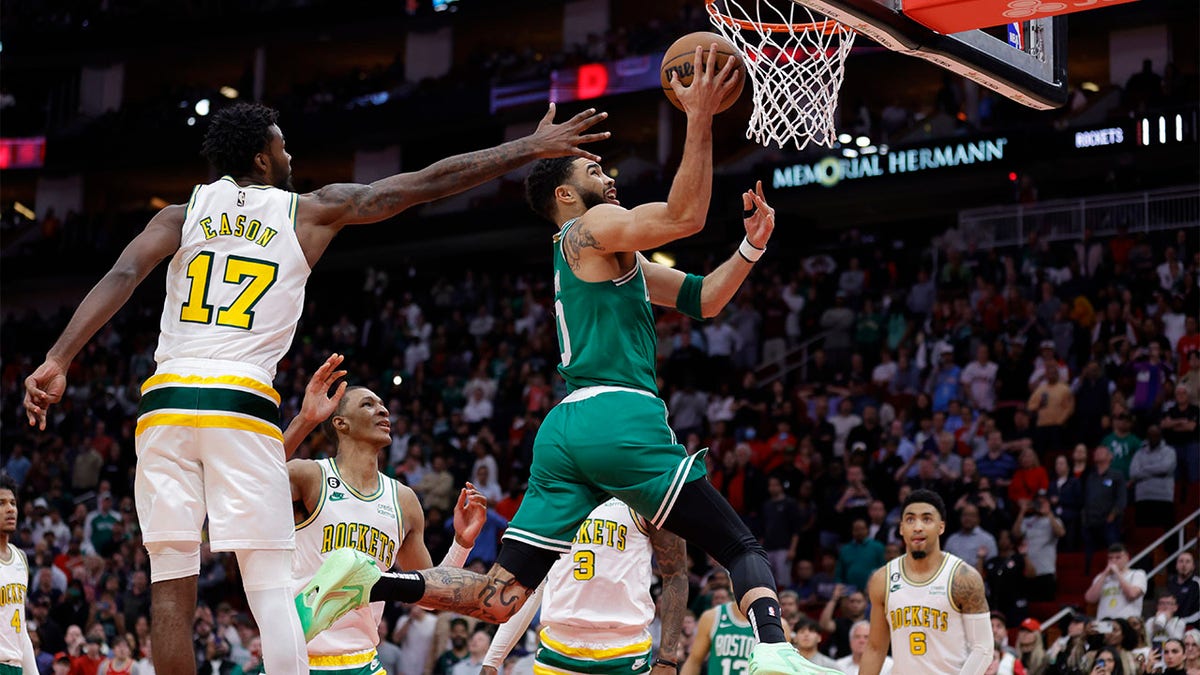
[181,251,278,329]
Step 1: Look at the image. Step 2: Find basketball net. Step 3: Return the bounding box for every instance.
[706,0,855,150]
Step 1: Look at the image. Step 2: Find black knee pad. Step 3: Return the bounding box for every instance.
[496,538,561,589]
[662,479,766,570]
[727,547,775,599]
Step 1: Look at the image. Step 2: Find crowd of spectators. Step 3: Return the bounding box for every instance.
[2,216,1198,674]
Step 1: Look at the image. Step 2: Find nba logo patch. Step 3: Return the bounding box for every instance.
[237,191,246,207]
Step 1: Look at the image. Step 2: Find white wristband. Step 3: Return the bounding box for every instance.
[441,540,471,568]
[738,237,765,263]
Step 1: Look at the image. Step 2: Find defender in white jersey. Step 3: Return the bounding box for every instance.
[23,101,606,675]
[283,355,487,674]
[860,489,992,675]
[479,497,688,675]
[0,476,37,675]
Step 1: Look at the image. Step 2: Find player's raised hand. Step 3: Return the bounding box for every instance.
[453,482,489,547]
[299,353,348,426]
[668,44,741,117]
[742,180,775,249]
[531,103,611,163]
[24,358,67,430]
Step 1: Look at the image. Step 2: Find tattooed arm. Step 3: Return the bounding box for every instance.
[294,105,608,263]
[416,565,537,624]
[951,561,994,675]
[650,524,688,666]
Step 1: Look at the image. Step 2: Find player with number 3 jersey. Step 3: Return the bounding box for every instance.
[23,101,607,675]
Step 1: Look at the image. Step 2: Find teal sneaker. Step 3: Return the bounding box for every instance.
[294,547,382,642]
[748,643,844,675]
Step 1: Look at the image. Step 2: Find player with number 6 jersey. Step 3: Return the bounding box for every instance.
[0,476,36,675]
[860,490,993,675]
[22,100,608,675]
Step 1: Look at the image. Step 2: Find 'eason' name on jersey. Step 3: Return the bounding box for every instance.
[198,212,279,248]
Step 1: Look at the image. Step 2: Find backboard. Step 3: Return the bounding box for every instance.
[789,0,1069,109]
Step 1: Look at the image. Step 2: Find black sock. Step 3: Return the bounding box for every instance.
[746,597,787,644]
[369,571,425,603]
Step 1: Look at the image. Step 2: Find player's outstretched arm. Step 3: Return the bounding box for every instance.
[650,524,688,671]
[950,562,993,675]
[858,568,892,675]
[573,47,741,255]
[639,182,774,320]
[298,103,609,232]
[680,606,717,675]
[24,205,185,430]
[482,581,547,675]
[282,353,348,457]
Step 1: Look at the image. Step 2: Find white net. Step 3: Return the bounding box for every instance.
[705,0,856,150]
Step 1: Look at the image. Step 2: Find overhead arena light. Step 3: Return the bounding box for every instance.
[194,99,210,116]
[838,133,853,144]
[855,136,871,148]
[219,86,239,99]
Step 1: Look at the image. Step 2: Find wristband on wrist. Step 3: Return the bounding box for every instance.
[738,237,765,263]
[653,657,680,672]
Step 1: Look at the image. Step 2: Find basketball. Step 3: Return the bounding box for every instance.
[660,31,745,114]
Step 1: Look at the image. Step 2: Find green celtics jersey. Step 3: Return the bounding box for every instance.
[707,603,756,675]
[552,219,658,394]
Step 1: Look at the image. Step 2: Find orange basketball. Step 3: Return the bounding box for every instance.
[660,31,746,114]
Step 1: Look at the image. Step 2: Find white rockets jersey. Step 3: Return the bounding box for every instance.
[885,552,969,675]
[293,459,404,656]
[0,543,29,666]
[155,177,310,379]
[541,497,655,632]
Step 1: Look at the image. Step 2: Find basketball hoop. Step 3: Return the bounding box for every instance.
[705,0,856,150]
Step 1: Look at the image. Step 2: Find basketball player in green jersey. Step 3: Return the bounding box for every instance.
[23,99,607,675]
[302,45,839,675]
[684,586,758,675]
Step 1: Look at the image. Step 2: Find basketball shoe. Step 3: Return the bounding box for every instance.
[748,643,844,675]
[294,547,381,641]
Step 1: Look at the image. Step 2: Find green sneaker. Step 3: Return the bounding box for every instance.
[748,643,844,675]
[294,547,382,642]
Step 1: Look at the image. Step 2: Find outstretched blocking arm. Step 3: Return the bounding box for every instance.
[641,182,775,319]
[570,46,742,255]
[24,205,185,430]
[950,562,993,675]
[482,581,546,674]
[282,353,348,458]
[295,106,608,250]
[858,569,892,675]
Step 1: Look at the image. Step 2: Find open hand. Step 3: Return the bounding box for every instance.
[24,358,67,430]
[531,103,610,162]
[300,353,348,426]
[453,482,489,547]
[742,180,775,249]
[667,44,742,118]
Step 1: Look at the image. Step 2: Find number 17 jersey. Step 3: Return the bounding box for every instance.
[155,177,310,379]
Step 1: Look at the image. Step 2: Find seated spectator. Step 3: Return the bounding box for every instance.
[789,616,840,670]
[1146,593,1187,645]
[992,612,1017,657]
[944,503,998,570]
[1160,637,1186,674]
[1085,544,1147,621]
[1047,612,1091,673]
[1015,618,1049,675]
[834,620,891,674]
[1084,644,1133,675]
[819,584,867,659]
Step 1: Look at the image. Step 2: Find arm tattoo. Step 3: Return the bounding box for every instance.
[418,566,534,624]
[951,562,989,614]
[650,527,688,658]
[561,225,605,271]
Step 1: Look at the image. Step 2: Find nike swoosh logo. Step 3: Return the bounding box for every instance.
[330,492,347,501]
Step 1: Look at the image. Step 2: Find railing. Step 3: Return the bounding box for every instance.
[1038,508,1200,634]
[958,185,1200,250]
[753,331,830,388]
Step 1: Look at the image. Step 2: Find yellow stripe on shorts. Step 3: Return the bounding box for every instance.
[142,373,281,404]
[135,412,284,442]
[539,632,653,660]
[534,663,590,675]
[309,649,378,667]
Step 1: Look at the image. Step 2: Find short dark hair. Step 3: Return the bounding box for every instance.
[0,474,16,497]
[449,617,469,631]
[524,157,578,223]
[200,103,279,177]
[1108,543,1127,554]
[320,385,371,449]
[902,489,946,521]
[794,615,820,632]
